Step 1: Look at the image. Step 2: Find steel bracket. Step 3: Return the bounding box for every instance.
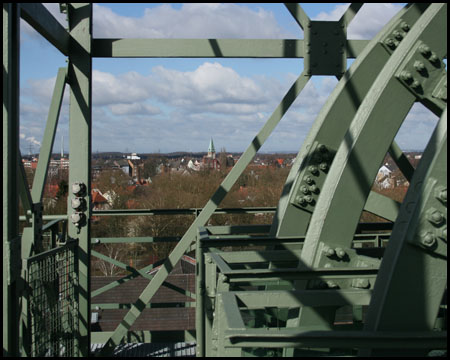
[313,242,381,290]
[290,142,335,212]
[395,41,446,107]
[304,21,346,76]
[407,178,447,256]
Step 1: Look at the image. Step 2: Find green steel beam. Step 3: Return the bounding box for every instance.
[361,107,447,356]
[67,3,92,356]
[228,288,372,309]
[91,249,196,300]
[92,38,305,58]
[92,38,370,59]
[31,67,67,203]
[3,3,21,356]
[91,302,195,310]
[17,151,33,220]
[388,140,415,182]
[272,3,432,238]
[92,206,276,216]
[221,329,447,350]
[19,3,69,56]
[339,3,364,27]
[364,191,401,222]
[293,3,446,344]
[284,3,310,30]
[100,71,311,355]
[301,1,446,270]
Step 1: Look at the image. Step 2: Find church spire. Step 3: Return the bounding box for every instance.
[208,138,216,159]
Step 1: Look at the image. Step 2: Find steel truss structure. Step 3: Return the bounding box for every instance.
[3,3,447,357]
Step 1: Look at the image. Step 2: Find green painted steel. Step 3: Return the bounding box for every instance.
[3,3,21,356]
[4,3,447,357]
[31,67,67,203]
[67,3,92,356]
[361,108,447,356]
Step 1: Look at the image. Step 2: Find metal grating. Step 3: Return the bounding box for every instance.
[91,342,197,357]
[25,240,78,357]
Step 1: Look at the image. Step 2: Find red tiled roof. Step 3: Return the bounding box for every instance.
[92,190,108,204]
[45,184,59,198]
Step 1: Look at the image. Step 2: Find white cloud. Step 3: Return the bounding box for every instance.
[93,3,292,39]
[315,3,403,39]
[109,102,160,116]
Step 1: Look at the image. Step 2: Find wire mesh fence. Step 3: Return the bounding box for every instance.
[25,239,78,357]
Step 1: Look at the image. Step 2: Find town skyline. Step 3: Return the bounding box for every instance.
[20,3,439,155]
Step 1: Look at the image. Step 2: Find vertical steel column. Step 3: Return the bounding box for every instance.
[67,3,92,356]
[3,3,21,356]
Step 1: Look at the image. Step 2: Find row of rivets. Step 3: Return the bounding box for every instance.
[383,20,409,50]
[398,42,444,97]
[295,144,334,208]
[419,186,447,249]
[71,181,87,228]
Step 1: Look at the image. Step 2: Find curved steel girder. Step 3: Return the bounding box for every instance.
[300,3,447,269]
[282,4,446,350]
[271,3,432,238]
[360,108,447,356]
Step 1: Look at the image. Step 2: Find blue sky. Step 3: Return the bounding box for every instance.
[19,3,439,155]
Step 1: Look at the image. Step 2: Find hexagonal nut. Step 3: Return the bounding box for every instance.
[335,247,346,259]
[419,231,436,248]
[305,176,314,185]
[426,207,445,226]
[300,185,310,195]
[72,182,86,196]
[71,197,84,210]
[308,165,319,175]
[71,212,84,225]
[319,162,329,172]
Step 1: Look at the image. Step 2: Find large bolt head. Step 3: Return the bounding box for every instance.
[400,22,410,32]
[308,165,319,175]
[300,185,310,195]
[305,176,314,185]
[426,208,445,226]
[71,197,82,210]
[304,195,314,204]
[335,247,346,259]
[325,248,335,257]
[71,212,83,224]
[414,61,426,72]
[429,53,440,64]
[384,38,395,48]
[400,71,413,82]
[72,182,86,196]
[319,162,329,172]
[411,80,421,90]
[419,44,431,57]
[393,30,403,40]
[420,231,436,248]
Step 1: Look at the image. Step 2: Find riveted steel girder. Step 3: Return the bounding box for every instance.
[361,108,447,356]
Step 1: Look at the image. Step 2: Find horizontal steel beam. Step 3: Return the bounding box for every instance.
[92,207,276,216]
[222,329,447,349]
[91,302,195,310]
[91,38,369,59]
